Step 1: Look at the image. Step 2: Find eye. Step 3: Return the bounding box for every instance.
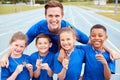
[60,38,63,41]
[67,38,70,41]
[38,42,42,45]
[48,15,53,18]
[44,42,48,45]
[20,45,24,48]
[91,34,96,37]
[55,15,60,18]
[15,44,18,47]
[99,34,103,37]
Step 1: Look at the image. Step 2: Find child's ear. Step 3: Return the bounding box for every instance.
[106,35,108,39]
[49,43,52,48]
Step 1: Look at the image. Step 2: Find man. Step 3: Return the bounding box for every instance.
[26,1,89,53]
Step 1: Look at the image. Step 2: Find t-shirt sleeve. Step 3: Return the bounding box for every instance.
[50,53,55,71]
[54,52,63,74]
[108,60,116,74]
[30,54,37,71]
[1,67,10,80]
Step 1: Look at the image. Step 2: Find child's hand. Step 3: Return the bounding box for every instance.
[26,64,33,72]
[96,54,107,65]
[41,63,50,71]
[15,64,24,74]
[58,48,66,63]
[36,59,42,69]
[79,76,83,80]
[62,58,69,70]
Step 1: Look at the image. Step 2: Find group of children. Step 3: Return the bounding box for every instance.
[1,24,117,80]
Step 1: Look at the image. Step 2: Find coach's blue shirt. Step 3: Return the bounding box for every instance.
[26,19,89,53]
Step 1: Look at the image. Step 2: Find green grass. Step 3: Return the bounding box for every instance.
[98,12,120,21]
[0,5,43,14]
[86,4,120,22]
[62,1,93,6]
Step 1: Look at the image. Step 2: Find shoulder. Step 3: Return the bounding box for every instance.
[31,19,48,29]
[47,51,55,58]
[61,20,71,27]
[48,51,55,55]
[55,52,59,58]
[76,44,91,49]
[36,19,47,25]
[76,45,93,54]
[26,20,48,33]
[30,51,39,57]
[22,54,29,57]
[74,46,85,54]
[22,54,31,60]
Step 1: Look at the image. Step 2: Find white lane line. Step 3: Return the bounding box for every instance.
[85,10,120,33]
[73,7,93,27]
[0,31,12,36]
[115,73,120,75]
[0,28,27,36]
[80,6,120,24]
[0,47,10,56]
[107,39,120,53]
[74,6,120,53]
[69,6,76,26]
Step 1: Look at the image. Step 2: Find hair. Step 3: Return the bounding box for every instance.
[58,27,76,40]
[44,0,63,15]
[90,24,107,33]
[58,27,76,63]
[35,33,51,45]
[9,31,28,46]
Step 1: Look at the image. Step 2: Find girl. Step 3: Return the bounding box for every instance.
[54,27,85,80]
[1,31,33,80]
[30,33,55,80]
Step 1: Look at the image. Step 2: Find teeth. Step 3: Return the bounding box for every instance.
[94,41,99,43]
[95,41,99,43]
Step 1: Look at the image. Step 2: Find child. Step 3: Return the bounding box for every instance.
[54,27,85,80]
[1,31,33,80]
[82,24,115,80]
[30,33,55,80]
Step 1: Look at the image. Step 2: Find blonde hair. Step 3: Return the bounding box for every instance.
[9,31,28,46]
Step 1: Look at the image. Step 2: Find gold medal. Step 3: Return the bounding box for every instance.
[66,56,70,60]
[22,62,27,66]
[37,59,42,66]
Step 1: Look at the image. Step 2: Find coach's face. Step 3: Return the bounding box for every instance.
[45,7,63,33]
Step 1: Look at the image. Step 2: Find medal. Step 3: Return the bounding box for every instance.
[11,55,26,66]
[36,59,42,66]
[22,61,27,66]
[65,50,72,60]
[66,56,70,60]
